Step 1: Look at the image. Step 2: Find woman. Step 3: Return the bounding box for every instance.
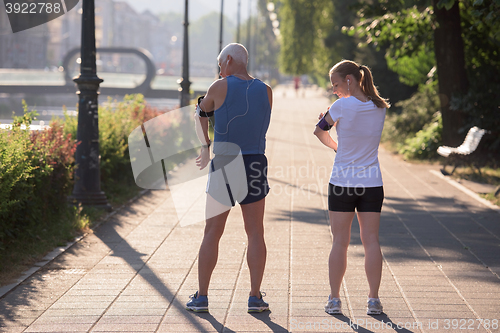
[314,60,389,315]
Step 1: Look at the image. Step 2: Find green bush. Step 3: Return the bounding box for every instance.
[63,94,176,203]
[0,95,176,272]
[382,81,440,146]
[0,102,77,251]
[398,112,442,160]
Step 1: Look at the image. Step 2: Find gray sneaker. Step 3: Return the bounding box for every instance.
[367,298,383,315]
[325,296,342,315]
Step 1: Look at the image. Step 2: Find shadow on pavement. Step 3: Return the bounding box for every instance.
[271,193,500,286]
[93,215,220,332]
[268,177,329,201]
[369,313,419,333]
[333,313,418,333]
[249,310,289,332]
[270,207,329,226]
[191,312,235,332]
[370,313,423,333]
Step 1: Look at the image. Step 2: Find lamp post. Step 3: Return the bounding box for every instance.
[219,0,224,54]
[246,0,252,72]
[70,0,110,210]
[180,0,191,107]
[236,0,241,43]
[217,0,224,78]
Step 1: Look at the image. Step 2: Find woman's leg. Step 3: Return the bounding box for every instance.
[241,198,267,297]
[357,212,382,299]
[328,211,355,298]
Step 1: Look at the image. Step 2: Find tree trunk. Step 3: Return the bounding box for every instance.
[432,0,469,146]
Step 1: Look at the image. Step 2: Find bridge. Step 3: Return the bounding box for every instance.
[0,70,212,98]
[0,47,212,100]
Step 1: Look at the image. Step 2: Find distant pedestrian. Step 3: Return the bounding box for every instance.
[294,76,300,96]
[313,60,389,315]
[186,43,273,313]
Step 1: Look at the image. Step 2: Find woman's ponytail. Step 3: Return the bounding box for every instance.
[359,65,390,109]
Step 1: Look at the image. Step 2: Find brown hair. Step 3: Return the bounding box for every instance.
[329,60,390,109]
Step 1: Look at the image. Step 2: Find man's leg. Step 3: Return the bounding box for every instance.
[241,198,266,297]
[357,212,382,299]
[328,211,355,298]
[198,194,231,296]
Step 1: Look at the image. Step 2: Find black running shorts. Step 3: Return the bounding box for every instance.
[328,184,384,212]
[240,154,270,205]
[207,154,269,207]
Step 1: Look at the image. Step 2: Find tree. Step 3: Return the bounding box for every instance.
[432,0,468,145]
[278,0,333,80]
[252,0,281,84]
[190,12,235,77]
[352,0,500,147]
[277,0,417,99]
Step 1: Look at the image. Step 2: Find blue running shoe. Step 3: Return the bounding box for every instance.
[248,292,269,313]
[186,292,208,312]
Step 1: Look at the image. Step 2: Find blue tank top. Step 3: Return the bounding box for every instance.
[213,76,271,155]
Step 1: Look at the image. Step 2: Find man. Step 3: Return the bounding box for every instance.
[186,43,273,313]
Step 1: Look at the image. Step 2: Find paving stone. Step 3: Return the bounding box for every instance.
[1,326,29,333]
[91,323,158,332]
[30,316,100,325]
[23,323,93,332]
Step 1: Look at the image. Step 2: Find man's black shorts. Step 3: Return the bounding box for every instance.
[207,154,269,206]
[328,184,384,212]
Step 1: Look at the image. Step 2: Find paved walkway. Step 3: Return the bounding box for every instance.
[1,85,499,333]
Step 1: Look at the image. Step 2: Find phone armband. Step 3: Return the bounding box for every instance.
[196,95,214,118]
[316,111,333,131]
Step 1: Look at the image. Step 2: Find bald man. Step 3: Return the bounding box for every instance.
[186,43,273,313]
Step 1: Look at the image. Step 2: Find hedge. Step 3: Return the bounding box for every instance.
[0,95,173,266]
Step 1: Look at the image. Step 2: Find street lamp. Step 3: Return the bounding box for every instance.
[180,0,191,107]
[217,0,224,78]
[70,0,110,210]
[236,0,241,43]
[219,0,224,54]
[246,0,252,72]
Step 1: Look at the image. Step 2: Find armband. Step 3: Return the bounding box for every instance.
[196,95,214,118]
[316,111,333,131]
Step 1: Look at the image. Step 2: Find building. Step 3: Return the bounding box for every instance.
[0,21,49,69]
[0,0,177,73]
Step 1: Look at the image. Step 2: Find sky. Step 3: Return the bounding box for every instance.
[122,0,258,22]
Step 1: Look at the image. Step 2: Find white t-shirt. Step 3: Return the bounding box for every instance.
[328,97,386,188]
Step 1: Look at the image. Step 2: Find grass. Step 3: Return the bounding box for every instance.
[450,166,500,207]
[480,192,500,207]
[0,181,142,287]
[450,166,500,186]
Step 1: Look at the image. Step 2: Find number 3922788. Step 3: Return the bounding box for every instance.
[5,2,62,14]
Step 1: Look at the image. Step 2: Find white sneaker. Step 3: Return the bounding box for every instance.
[325,296,342,315]
[367,298,383,315]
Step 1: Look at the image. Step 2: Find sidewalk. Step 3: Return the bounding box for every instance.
[1,85,499,333]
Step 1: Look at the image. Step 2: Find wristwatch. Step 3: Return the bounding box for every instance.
[202,141,211,149]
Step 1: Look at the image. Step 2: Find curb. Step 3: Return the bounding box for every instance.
[429,170,500,214]
[0,189,151,299]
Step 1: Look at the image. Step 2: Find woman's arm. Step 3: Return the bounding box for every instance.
[313,111,337,151]
[313,126,338,152]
